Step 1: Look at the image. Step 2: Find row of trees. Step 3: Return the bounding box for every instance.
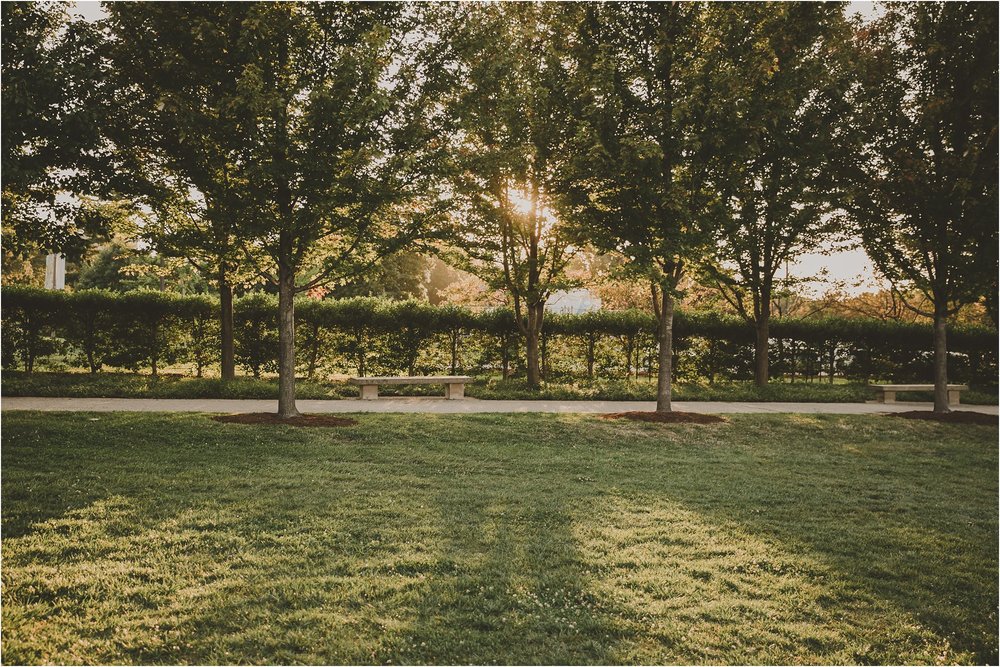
[2,2,996,415]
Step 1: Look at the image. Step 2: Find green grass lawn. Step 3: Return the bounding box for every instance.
[5,370,998,404]
[2,412,997,664]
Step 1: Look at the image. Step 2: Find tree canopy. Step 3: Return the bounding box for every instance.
[842,1,998,410]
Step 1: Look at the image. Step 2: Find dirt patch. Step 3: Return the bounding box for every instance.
[889,410,997,425]
[600,411,727,424]
[212,413,358,427]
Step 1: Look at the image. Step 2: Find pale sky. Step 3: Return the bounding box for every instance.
[68,1,104,22]
[66,0,888,296]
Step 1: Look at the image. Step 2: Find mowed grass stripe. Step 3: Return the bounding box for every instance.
[2,412,996,664]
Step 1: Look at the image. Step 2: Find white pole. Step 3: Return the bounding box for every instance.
[44,253,66,290]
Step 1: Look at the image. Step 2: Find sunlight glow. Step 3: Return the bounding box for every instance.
[506,187,558,235]
[508,188,534,216]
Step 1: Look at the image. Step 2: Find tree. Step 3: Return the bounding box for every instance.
[438,2,577,387]
[75,242,208,294]
[702,3,853,386]
[1,2,111,268]
[561,3,730,412]
[842,2,998,412]
[105,3,260,380]
[332,252,433,301]
[221,4,447,417]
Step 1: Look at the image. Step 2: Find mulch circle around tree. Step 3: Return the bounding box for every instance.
[889,410,997,425]
[599,411,727,424]
[212,413,358,427]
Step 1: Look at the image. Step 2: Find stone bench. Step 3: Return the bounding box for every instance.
[871,383,968,405]
[347,376,473,400]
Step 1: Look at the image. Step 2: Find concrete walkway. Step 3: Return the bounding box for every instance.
[2,396,997,415]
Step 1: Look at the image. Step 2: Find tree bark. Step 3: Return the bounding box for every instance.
[828,345,836,384]
[501,335,510,380]
[656,289,675,413]
[355,331,366,377]
[526,329,541,387]
[277,255,300,419]
[219,268,235,381]
[450,330,459,375]
[586,333,596,380]
[754,315,770,387]
[541,331,549,381]
[932,308,950,414]
[525,302,543,388]
[150,320,158,377]
[306,322,320,379]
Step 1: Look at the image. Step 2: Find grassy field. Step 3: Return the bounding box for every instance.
[2,412,997,664]
[5,370,998,404]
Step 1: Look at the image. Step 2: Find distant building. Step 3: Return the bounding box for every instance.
[546,288,601,314]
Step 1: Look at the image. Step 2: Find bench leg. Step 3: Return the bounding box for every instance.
[445,383,465,400]
[360,384,378,400]
[948,390,961,405]
[880,391,895,403]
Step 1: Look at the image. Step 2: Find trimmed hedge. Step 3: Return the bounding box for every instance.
[1,286,996,386]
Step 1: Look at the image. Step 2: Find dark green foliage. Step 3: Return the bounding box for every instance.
[75,242,209,294]
[0,372,349,400]
[63,290,117,373]
[1,287,996,385]
[174,294,217,378]
[381,301,442,376]
[0,286,65,372]
[233,293,279,379]
[104,291,185,376]
[1,3,112,264]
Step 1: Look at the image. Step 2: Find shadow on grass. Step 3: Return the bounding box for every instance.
[2,411,997,664]
[371,474,634,664]
[589,414,999,663]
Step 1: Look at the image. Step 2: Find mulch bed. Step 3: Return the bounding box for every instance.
[889,410,997,425]
[600,411,727,424]
[212,413,358,427]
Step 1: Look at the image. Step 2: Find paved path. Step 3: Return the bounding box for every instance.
[2,396,997,415]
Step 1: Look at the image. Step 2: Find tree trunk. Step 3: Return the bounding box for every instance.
[307,322,320,379]
[450,330,459,375]
[623,336,634,380]
[219,269,235,381]
[586,333,595,380]
[355,331,366,377]
[526,329,541,388]
[541,331,549,381]
[932,309,950,414]
[828,345,836,384]
[656,289,675,413]
[501,335,510,380]
[150,320,158,377]
[525,303,543,388]
[277,259,300,419]
[754,315,770,387]
[789,341,796,383]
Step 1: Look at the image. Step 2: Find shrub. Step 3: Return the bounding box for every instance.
[234,292,279,378]
[1,286,995,387]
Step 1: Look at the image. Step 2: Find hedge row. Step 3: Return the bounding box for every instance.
[2,286,996,386]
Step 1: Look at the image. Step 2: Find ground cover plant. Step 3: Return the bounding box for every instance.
[5,371,998,406]
[3,412,996,664]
